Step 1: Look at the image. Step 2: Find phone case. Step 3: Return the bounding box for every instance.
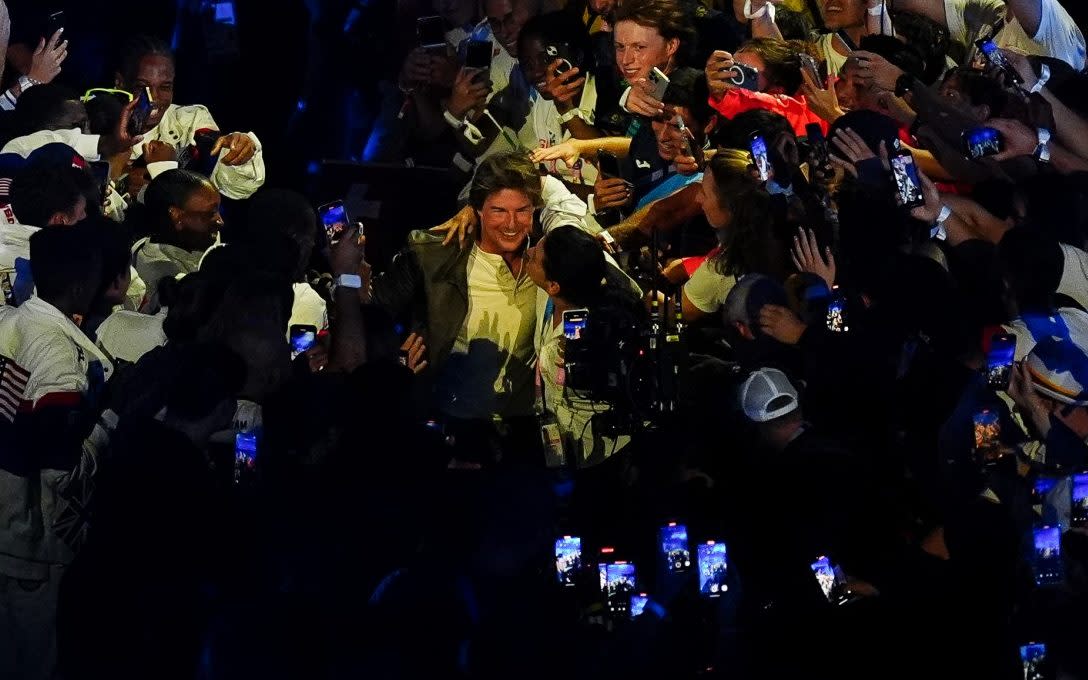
[648,68,670,100]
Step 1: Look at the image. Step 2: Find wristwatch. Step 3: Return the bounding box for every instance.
[1034,127,1052,163]
[894,73,914,99]
[332,273,362,294]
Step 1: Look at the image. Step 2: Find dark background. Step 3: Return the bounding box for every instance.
[6,0,406,194]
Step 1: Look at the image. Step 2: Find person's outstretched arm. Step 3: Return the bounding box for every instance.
[327,227,368,373]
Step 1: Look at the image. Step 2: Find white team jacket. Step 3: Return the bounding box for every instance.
[135,103,266,200]
[0,297,114,578]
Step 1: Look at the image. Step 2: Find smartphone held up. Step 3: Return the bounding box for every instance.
[289,324,318,360]
[890,151,925,210]
[416,15,446,50]
[128,87,154,137]
[319,200,364,247]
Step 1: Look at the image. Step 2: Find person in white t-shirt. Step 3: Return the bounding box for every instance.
[895,0,1085,70]
[516,12,599,186]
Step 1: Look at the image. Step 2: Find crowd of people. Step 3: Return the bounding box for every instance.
[3,0,1088,677]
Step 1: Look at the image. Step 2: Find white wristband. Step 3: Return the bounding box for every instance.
[1035,127,1052,163]
[445,109,484,144]
[559,108,586,124]
[743,0,776,20]
[935,204,952,225]
[1029,63,1051,94]
[443,109,466,130]
[619,86,633,113]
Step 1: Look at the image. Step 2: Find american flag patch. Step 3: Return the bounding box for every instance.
[0,355,28,422]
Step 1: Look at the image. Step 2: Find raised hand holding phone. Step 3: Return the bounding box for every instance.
[542,60,585,113]
[99,96,145,157]
[800,69,844,124]
[625,69,668,118]
[28,27,67,85]
[400,48,434,88]
[908,168,944,223]
[330,224,366,276]
[1008,360,1054,438]
[593,177,632,211]
[998,47,1039,91]
[985,118,1040,162]
[705,50,736,98]
[671,115,703,174]
[448,67,491,119]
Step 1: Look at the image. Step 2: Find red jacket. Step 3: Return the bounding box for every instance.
[708,89,829,137]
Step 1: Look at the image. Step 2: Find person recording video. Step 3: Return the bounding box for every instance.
[525,224,643,467]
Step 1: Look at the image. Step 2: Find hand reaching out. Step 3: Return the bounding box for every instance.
[448,68,491,119]
[399,332,429,374]
[829,129,891,182]
[1008,360,1053,437]
[830,128,878,166]
[530,139,582,167]
[999,48,1038,91]
[705,50,736,99]
[986,118,1039,161]
[790,227,835,288]
[909,170,943,223]
[800,70,844,124]
[212,132,257,166]
[542,61,586,113]
[759,304,808,345]
[400,48,433,89]
[99,97,144,157]
[625,77,665,118]
[429,204,477,248]
[849,50,903,92]
[28,28,67,84]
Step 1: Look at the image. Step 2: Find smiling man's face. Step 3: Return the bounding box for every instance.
[477,188,534,257]
[819,0,865,30]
